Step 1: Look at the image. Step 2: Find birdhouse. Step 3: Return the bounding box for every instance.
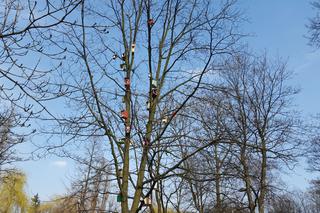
[120,63,126,70]
[144,197,152,205]
[117,194,123,202]
[152,80,158,88]
[118,168,123,178]
[146,101,150,110]
[121,53,126,61]
[118,138,125,144]
[131,43,136,53]
[162,116,168,124]
[124,77,130,88]
[121,110,129,119]
[125,125,131,134]
[152,88,158,98]
[147,19,155,26]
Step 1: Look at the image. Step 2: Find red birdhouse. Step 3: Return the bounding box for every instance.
[124,77,130,88]
[147,19,154,26]
[121,110,129,119]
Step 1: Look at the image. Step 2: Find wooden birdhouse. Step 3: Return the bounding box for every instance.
[131,43,136,53]
[147,19,155,26]
[124,77,130,88]
[144,197,152,206]
[117,194,123,202]
[120,63,126,70]
[152,80,158,88]
[121,53,126,61]
[152,88,158,98]
[121,110,129,119]
[118,168,123,178]
[118,138,125,144]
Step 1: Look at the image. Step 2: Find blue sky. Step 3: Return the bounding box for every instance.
[18,0,320,200]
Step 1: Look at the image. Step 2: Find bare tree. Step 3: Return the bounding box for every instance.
[0,0,81,116]
[0,105,31,176]
[212,53,300,213]
[307,1,320,47]
[35,0,243,212]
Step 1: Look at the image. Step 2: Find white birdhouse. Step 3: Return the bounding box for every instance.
[144,197,152,205]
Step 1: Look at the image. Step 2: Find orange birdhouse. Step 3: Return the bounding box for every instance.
[147,19,154,26]
[121,110,129,119]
